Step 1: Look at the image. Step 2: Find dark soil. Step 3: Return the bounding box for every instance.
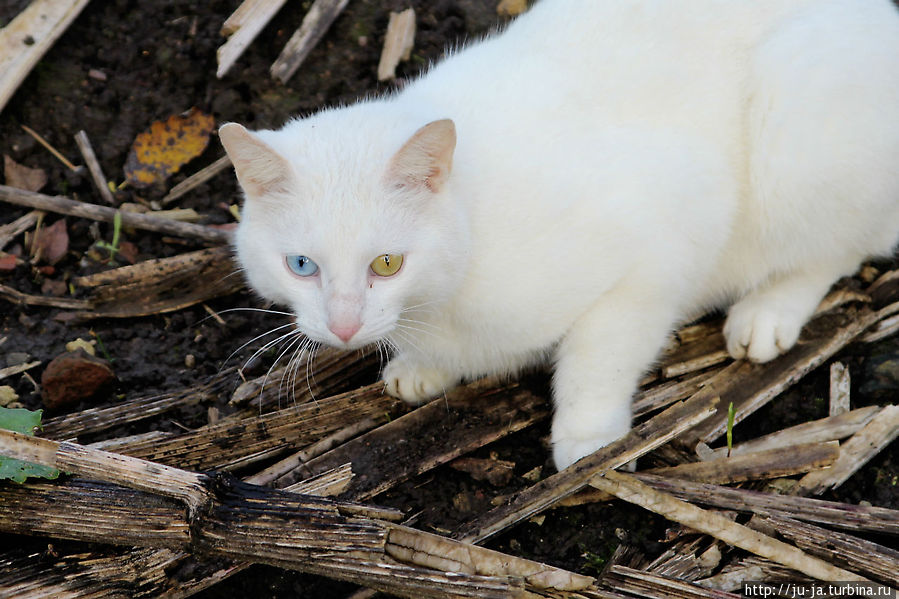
[1,2,897,597]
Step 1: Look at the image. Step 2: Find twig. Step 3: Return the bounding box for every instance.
[604,565,743,599]
[20,125,79,171]
[791,404,899,496]
[0,282,91,309]
[216,0,289,78]
[0,360,41,382]
[0,184,230,244]
[0,1,91,113]
[591,470,868,583]
[162,155,232,205]
[74,130,116,205]
[270,0,351,84]
[0,210,41,251]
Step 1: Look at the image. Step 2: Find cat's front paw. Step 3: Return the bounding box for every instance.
[382,357,455,405]
[723,299,804,363]
[550,409,631,471]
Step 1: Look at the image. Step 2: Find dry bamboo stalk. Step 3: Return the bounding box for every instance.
[41,369,235,440]
[0,434,592,598]
[706,405,881,459]
[246,417,380,485]
[118,383,401,470]
[270,0,351,83]
[294,377,550,495]
[591,470,868,583]
[636,473,899,534]
[829,361,851,416]
[456,391,719,544]
[0,184,231,244]
[377,8,416,81]
[791,404,899,496]
[0,209,40,251]
[661,332,729,379]
[633,367,720,417]
[758,515,899,587]
[603,565,743,599]
[162,155,232,205]
[74,130,116,205]
[0,0,91,113]
[685,305,885,445]
[385,524,594,591]
[216,0,289,78]
[647,442,840,485]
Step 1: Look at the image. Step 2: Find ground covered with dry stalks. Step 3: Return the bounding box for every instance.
[0,2,897,598]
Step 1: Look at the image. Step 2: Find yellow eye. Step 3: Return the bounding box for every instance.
[370,254,404,277]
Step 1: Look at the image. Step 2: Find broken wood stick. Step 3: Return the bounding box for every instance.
[604,565,743,599]
[0,430,594,598]
[791,404,899,496]
[829,361,851,416]
[456,390,719,544]
[646,441,840,485]
[757,515,899,588]
[0,209,40,251]
[282,376,549,494]
[162,155,232,205]
[378,8,416,81]
[635,473,899,535]
[217,0,289,78]
[270,0,351,83]
[706,405,881,459]
[74,130,116,205]
[0,184,231,244]
[590,470,868,583]
[0,0,91,113]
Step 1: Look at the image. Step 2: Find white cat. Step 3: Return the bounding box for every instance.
[220,0,899,470]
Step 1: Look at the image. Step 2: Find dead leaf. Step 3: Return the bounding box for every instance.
[117,240,139,264]
[4,155,47,192]
[123,108,215,188]
[31,219,69,265]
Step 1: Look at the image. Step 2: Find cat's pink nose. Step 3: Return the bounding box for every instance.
[329,321,361,343]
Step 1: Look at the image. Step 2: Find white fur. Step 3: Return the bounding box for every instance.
[222,0,899,470]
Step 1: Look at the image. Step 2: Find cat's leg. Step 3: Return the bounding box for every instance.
[723,265,852,363]
[551,286,676,470]
[382,353,458,406]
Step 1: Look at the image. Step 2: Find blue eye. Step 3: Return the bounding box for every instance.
[285,255,319,277]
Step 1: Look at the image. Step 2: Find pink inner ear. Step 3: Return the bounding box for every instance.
[388,119,456,193]
[220,123,292,198]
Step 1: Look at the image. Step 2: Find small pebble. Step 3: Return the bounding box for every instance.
[184,353,196,368]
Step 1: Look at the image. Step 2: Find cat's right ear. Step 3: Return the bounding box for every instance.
[386,119,456,194]
[219,123,292,199]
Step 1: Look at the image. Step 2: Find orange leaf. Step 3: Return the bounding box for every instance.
[123,108,215,188]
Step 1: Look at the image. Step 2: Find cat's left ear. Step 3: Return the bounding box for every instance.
[219,123,293,199]
[386,119,456,193]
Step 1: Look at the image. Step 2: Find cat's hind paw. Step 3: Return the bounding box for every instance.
[723,300,804,363]
[382,357,455,405]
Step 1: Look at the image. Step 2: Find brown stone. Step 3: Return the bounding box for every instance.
[41,349,115,411]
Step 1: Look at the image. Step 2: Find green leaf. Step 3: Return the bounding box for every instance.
[0,406,61,483]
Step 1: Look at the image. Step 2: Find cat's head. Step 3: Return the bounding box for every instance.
[220,111,467,350]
